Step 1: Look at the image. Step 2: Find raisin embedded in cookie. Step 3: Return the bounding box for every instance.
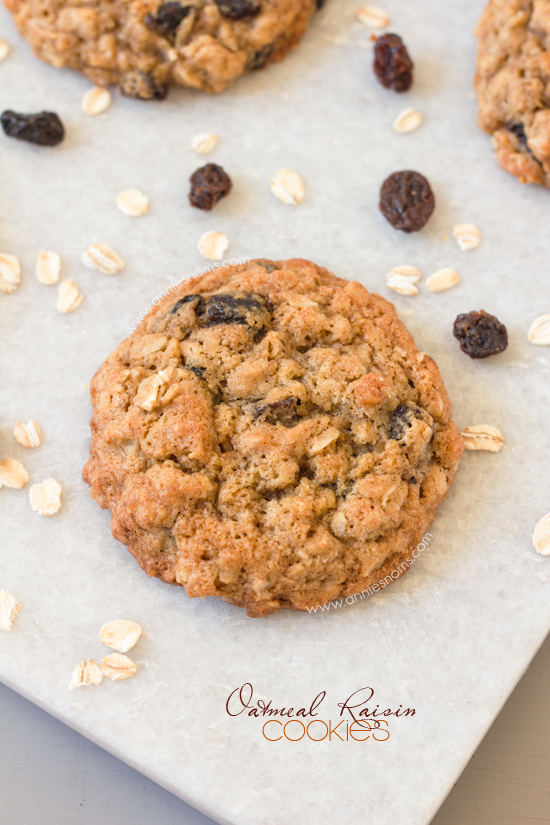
[3,0,317,98]
[83,259,463,617]
[475,0,550,187]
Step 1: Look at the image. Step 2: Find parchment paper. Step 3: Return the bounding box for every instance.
[1,1,549,823]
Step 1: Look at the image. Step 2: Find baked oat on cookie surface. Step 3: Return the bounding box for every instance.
[475,0,550,187]
[83,259,463,617]
[3,0,316,98]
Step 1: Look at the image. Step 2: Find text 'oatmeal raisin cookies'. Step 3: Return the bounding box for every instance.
[2,0,317,98]
[475,0,550,187]
[83,259,463,617]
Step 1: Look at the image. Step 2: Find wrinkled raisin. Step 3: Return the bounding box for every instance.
[204,292,270,336]
[1,110,64,146]
[189,164,232,211]
[119,71,169,100]
[144,2,192,36]
[379,170,435,233]
[249,43,273,70]
[453,310,508,359]
[389,404,423,442]
[374,33,413,92]
[253,396,299,424]
[188,366,205,379]
[214,0,260,18]
[171,294,205,314]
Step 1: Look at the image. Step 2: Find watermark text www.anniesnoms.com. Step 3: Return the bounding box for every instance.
[127,257,250,334]
[307,532,433,614]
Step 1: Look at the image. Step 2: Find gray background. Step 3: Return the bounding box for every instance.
[1,632,549,824]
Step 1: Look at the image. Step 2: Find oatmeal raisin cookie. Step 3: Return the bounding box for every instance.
[3,0,316,97]
[83,258,463,617]
[475,0,550,186]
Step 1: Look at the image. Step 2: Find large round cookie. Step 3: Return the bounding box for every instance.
[83,259,463,617]
[475,0,550,187]
[3,0,316,98]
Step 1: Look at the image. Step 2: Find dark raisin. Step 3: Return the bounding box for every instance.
[119,71,169,100]
[410,477,417,484]
[255,260,278,273]
[189,164,232,211]
[507,121,530,153]
[203,291,270,336]
[214,0,260,18]
[373,33,413,92]
[253,396,299,424]
[453,310,508,359]
[144,2,192,36]
[316,0,327,8]
[379,170,435,233]
[1,110,64,146]
[249,43,273,70]
[389,404,423,442]
[171,294,205,314]
[188,366,205,379]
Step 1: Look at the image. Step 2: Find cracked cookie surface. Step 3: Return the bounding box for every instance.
[475,0,550,187]
[83,258,463,617]
[3,0,316,97]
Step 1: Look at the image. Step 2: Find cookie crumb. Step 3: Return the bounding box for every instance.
[270,168,305,205]
[527,314,550,346]
[0,458,30,489]
[453,223,481,251]
[357,5,390,28]
[116,188,149,217]
[0,39,10,62]
[198,231,229,261]
[0,590,21,632]
[0,254,21,294]
[82,242,125,274]
[426,268,460,293]
[13,420,42,449]
[386,265,421,296]
[56,280,84,313]
[36,250,60,285]
[393,107,422,133]
[461,425,504,452]
[533,512,550,556]
[29,478,62,515]
[82,86,112,116]
[101,653,137,681]
[69,660,102,689]
[99,619,142,652]
[191,132,218,154]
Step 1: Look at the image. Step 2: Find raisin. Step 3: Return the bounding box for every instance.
[189,164,232,211]
[249,43,273,70]
[1,110,64,146]
[171,294,205,314]
[388,403,423,442]
[188,366,205,379]
[214,0,260,19]
[316,0,327,8]
[453,310,508,359]
[379,170,435,233]
[203,291,270,336]
[373,33,413,92]
[253,396,299,424]
[507,121,532,155]
[144,2,192,36]
[255,260,278,273]
[119,71,169,100]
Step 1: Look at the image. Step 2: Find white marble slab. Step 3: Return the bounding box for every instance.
[1,1,549,823]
